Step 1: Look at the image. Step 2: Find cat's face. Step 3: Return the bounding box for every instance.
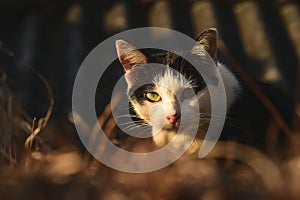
[116,29,217,135]
[127,65,208,134]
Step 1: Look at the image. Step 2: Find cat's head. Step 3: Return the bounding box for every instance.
[115,28,218,134]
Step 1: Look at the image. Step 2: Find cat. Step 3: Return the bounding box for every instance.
[115,28,240,152]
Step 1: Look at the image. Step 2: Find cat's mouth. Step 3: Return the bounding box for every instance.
[163,121,181,132]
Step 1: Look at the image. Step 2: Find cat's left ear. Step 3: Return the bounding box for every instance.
[191,28,218,65]
[116,40,147,72]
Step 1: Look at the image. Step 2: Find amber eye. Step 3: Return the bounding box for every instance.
[145,92,161,102]
[181,88,195,101]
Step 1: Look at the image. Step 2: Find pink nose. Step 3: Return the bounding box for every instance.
[166,114,181,124]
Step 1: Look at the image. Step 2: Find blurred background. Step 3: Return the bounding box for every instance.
[0,0,300,199]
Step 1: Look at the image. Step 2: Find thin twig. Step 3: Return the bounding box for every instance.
[97,91,123,137]
[87,92,123,154]
[28,65,54,129]
[25,117,37,151]
[219,39,294,138]
[24,66,54,151]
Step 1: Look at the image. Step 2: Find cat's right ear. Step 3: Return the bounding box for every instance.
[115,40,147,72]
[192,28,218,65]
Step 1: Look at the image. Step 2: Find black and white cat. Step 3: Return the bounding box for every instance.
[115,28,240,150]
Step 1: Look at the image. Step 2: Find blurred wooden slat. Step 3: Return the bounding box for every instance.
[278,2,300,58]
[191,0,217,36]
[278,2,300,133]
[103,2,128,34]
[148,0,172,29]
[147,0,174,40]
[190,0,217,36]
[59,3,89,114]
[233,1,282,84]
[12,15,45,116]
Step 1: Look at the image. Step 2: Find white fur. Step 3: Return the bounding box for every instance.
[153,66,192,92]
[150,64,239,134]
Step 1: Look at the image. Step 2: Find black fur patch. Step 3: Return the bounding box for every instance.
[129,84,155,105]
[128,50,207,105]
[148,51,206,93]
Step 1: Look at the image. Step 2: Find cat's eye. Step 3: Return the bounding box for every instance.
[181,88,195,101]
[145,92,161,102]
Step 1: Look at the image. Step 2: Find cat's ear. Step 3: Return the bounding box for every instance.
[115,40,147,72]
[192,28,218,64]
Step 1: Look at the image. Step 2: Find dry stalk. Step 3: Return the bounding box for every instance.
[24,66,54,151]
